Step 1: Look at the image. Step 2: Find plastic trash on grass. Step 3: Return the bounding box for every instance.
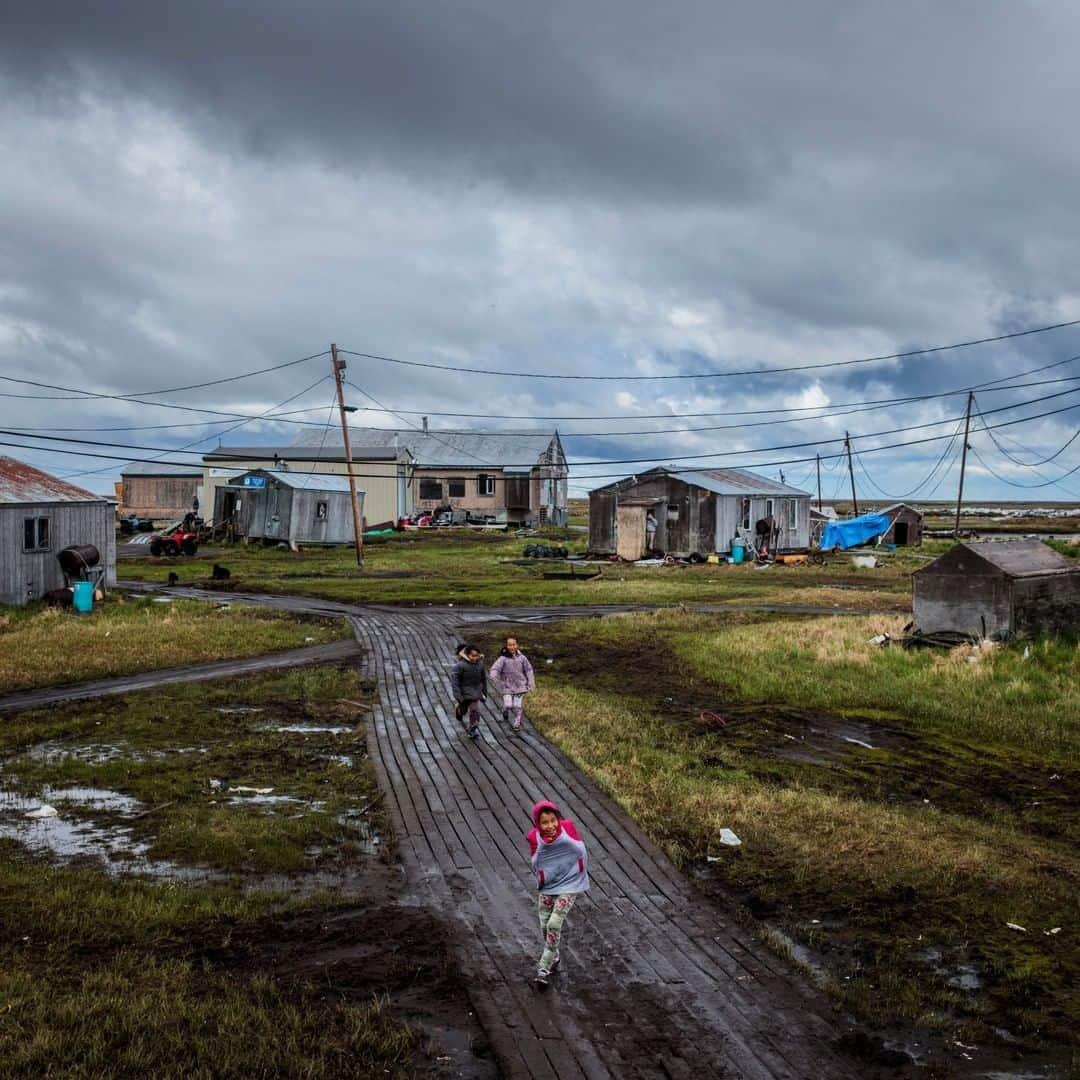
[706,829,743,858]
[25,804,58,819]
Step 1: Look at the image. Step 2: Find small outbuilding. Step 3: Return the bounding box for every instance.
[912,539,1080,638]
[120,462,203,522]
[880,502,924,546]
[0,456,117,605]
[213,470,365,548]
[589,467,812,560]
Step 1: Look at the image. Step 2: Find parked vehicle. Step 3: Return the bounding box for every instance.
[149,525,199,557]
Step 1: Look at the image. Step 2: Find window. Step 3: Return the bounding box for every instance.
[740,498,751,530]
[477,474,495,496]
[23,516,51,552]
[448,479,466,498]
[786,499,798,529]
[419,479,442,501]
[765,498,774,519]
[315,501,328,521]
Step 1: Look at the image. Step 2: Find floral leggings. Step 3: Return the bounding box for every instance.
[537,893,578,972]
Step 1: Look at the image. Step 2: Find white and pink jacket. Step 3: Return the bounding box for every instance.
[527,799,590,895]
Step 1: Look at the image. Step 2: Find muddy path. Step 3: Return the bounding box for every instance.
[0,638,362,713]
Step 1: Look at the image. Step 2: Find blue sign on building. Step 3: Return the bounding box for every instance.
[243,476,267,489]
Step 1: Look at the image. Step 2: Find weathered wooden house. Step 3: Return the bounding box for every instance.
[913,540,1080,637]
[589,467,812,560]
[288,424,569,525]
[880,502,924,546]
[120,462,203,521]
[0,456,117,605]
[212,470,364,548]
[203,446,408,529]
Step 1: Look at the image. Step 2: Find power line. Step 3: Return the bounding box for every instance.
[0,349,330,401]
[968,444,1080,491]
[8,385,1080,486]
[338,318,1080,382]
[972,396,1080,468]
[851,421,964,501]
[11,380,1080,474]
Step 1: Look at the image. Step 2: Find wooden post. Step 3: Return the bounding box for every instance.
[953,391,974,540]
[816,453,822,511]
[844,432,859,516]
[331,344,363,568]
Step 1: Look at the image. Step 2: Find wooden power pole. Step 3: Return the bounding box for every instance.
[816,453,822,511]
[331,344,363,568]
[844,432,859,516]
[953,391,974,540]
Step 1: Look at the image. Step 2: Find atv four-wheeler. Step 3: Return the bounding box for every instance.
[149,526,199,557]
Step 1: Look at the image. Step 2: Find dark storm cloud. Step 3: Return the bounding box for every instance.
[2,1,1080,497]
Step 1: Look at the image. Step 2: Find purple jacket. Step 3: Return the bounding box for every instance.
[489,651,535,695]
[528,800,589,895]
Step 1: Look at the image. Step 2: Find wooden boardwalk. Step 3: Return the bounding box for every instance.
[350,607,866,1080]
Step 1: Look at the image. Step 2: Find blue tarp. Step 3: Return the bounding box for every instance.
[819,513,891,551]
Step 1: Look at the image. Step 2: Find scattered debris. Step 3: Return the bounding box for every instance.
[851,555,878,569]
[717,828,742,847]
[25,804,58,819]
[1005,922,1027,932]
[232,786,274,795]
[1044,927,1062,936]
[208,779,228,792]
[866,633,891,647]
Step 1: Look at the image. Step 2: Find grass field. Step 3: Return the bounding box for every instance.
[0,667,443,1078]
[476,612,1079,1056]
[117,528,916,610]
[0,595,344,693]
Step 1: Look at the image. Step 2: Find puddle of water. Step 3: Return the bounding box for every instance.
[0,788,206,879]
[272,724,354,735]
[226,794,312,808]
[947,964,982,991]
[323,754,355,768]
[338,811,382,855]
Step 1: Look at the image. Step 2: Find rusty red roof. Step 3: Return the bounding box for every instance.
[0,456,106,506]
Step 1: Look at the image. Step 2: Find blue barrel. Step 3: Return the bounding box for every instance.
[731,540,745,565]
[72,581,94,613]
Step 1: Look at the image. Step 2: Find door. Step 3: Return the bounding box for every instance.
[893,522,909,545]
[616,505,647,561]
[264,485,281,538]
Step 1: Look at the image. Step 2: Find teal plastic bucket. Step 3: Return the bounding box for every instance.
[72,581,94,613]
[731,541,744,565]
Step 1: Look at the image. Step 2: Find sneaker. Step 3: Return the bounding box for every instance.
[467,725,480,739]
[534,969,550,987]
[513,717,522,731]
[502,708,510,722]
[549,953,560,972]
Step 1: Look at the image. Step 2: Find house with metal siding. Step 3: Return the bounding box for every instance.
[203,445,408,529]
[212,469,364,547]
[912,540,1080,637]
[589,467,812,559]
[289,425,569,525]
[0,456,117,606]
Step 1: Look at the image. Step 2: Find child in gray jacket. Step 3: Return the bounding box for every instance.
[451,644,487,739]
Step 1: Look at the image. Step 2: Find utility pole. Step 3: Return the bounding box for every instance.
[816,453,822,511]
[844,432,859,516]
[954,391,974,540]
[331,343,363,568]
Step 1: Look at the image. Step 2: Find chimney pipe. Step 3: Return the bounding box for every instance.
[422,416,428,433]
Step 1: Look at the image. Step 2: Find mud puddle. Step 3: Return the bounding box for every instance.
[0,786,208,879]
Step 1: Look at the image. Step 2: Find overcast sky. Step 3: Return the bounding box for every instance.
[2,1,1079,502]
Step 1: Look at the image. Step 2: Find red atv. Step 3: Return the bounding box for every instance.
[149,526,199,557]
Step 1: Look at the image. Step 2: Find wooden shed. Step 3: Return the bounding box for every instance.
[589,467,812,560]
[913,540,1080,638]
[120,462,203,521]
[0,456,117,605]
[213,470,364,548]
[880,502,924,546]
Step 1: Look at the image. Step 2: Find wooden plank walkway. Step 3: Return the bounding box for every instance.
[349,607,867,1080]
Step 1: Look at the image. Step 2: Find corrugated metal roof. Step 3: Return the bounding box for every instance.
[221,470,362,494]
[960,539,1077,577]
[291,426,560,469]
[679,469,812,497]
[121,461,203,477]
[0,456,107,505]
[205,445,401,462]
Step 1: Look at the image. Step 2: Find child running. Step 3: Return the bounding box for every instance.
[488,636,535,732]
[527,799,589,987]
[451,643,487,739]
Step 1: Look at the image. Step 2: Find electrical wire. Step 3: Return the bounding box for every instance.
[971,397,1080,467]
[968,445,1080,491]
[337,318,1080,382]
[851,420,963,500]
[12,381,1080,475]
